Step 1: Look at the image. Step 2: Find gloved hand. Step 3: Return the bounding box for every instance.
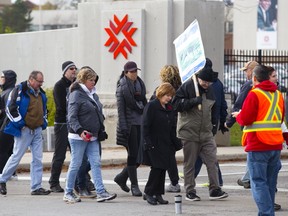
[219,122,229,134]
[189,96,202,107]
[144,141,154,151]
[212,125,217,136]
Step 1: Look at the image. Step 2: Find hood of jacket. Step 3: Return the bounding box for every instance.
[254,80,278,92]
[1,70,17,90]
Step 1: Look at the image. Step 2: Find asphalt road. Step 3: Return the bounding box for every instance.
[1,160,288,216]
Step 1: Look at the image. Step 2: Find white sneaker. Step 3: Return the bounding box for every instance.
[166,183,181,193]
[63,192,81,204]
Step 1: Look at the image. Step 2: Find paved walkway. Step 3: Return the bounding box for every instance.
[17,146,288,171]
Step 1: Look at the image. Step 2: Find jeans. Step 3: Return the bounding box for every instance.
[0,127,43,191]
[241,156,250,183]
[247,150,281,216]
[65,138,105,195]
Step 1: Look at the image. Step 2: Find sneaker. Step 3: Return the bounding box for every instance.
[76,188,96,199]
[9,174,18,181]
[31,188,51,195]
[237,179,250,189]
[178,172,184,179]
[209,188,228,200]
[274,203,281,211]
[96,190,117,202]
[185,192,201,201]
[166,183,181,193]
[63,192,81,204]
[0,183,7,195]
[50,184,64,193]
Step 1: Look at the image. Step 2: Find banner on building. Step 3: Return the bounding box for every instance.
[257,0,278,49]
[173,19,206,83]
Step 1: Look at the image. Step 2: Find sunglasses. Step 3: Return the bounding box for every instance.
[69,67,77,70]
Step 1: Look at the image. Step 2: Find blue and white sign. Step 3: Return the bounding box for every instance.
[173,19,206,83]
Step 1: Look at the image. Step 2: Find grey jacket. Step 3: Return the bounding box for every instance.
[67,82,104,137]
[173,79,216,142]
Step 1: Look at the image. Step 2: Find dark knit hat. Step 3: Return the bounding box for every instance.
[124,61,141,72]
[197,67,215,82]
[62,61,76,74]
[205,58,213,68]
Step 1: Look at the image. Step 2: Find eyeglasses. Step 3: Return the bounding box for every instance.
[69,67,77,70]
[34,78,44,84]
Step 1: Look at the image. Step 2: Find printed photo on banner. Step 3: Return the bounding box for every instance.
[256,0,278,50]
[173,19,206,83]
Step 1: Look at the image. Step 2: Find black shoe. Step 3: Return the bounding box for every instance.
[209,188,228,200]
[31,188,51,195]
[87,180,96,192]
[155,195,169,204]
[274,203,281,211]
[185,192,200,201]
[114,175,130,193]
[145,194,157,205]
[77,188,96,199]
[50,184,64,193]
[0,183,7,195]
[131,185,142,196]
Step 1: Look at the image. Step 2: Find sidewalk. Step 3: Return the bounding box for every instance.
[18,146,288,171]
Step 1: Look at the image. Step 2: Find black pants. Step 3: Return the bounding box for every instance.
[167,152,179,185]
[144,167,166,196]
[127,125,141,166]
[0,131,14,174]
[49,123,70,187]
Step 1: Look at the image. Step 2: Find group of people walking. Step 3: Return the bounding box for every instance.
[0,58,287,216]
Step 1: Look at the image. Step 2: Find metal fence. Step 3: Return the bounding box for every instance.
[224,49,288,103]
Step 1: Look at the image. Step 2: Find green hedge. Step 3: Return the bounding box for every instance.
[45,88,55,126]
[230,123,242,146]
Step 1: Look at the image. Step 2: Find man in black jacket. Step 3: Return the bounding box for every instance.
[49,61,77,192]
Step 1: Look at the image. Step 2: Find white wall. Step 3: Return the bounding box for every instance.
[0,0,224,94]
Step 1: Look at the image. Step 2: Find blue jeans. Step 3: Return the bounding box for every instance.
[247,150,281,216]
[0,127,43,191]
[65,138,105,194]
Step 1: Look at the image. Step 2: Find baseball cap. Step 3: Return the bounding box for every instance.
[240,61,259,71]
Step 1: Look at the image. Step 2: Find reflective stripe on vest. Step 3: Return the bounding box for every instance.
[243,88,282,132]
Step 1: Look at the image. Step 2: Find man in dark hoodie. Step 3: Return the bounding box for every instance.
[0,70,17,174]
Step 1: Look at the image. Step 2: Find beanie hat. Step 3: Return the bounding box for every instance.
[62,61,76,74]
[197,67,215,82]
[205,58,213,68]
[123,61,141,72]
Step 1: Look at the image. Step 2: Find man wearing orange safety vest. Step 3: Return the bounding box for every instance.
[232,65,285,216]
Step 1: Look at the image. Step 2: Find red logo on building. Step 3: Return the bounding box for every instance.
[104,14,138,59]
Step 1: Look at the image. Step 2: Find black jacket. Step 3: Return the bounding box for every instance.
[116,75,147,147]
[0,70,17,128]
[53,76,73,123]
[142,99,178,169]
[226,80,252,128]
